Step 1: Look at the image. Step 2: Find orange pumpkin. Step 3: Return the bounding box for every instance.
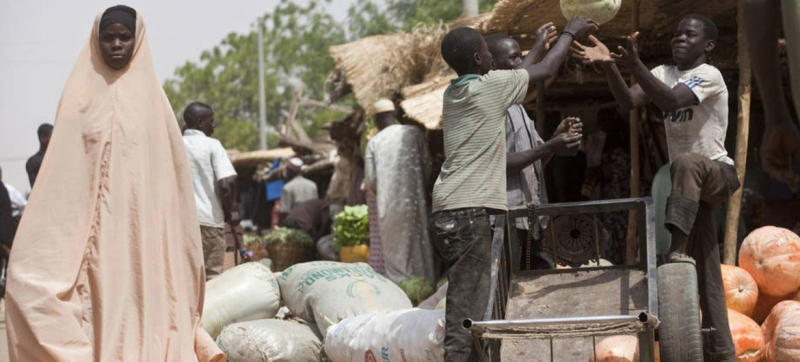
[752,292,791,324]
[590,335,639,362]
[762,300,800,362]
[721,264,759,317]
[727,308,765,362]
[739,226,800,297]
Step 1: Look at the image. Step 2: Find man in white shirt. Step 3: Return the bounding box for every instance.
[574,14,738,361]
[182,102,238,280]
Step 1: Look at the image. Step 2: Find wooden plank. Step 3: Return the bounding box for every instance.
[723,0,752,265]
[505,269,649,319]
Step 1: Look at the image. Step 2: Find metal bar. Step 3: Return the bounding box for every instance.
[593,336,597,362]
[643,199,659,318]
[507,198,649,218]
[464,314,643,330]
[593,213,601,265]
[485,215,506,321]
[550,339,554,362]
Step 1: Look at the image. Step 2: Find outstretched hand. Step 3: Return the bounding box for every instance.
[554,117,583,136]
[611,31,641,68]
[571,35,613,65]
[549,117,582,156]
[533,22,558,52]
[761,122,800,193]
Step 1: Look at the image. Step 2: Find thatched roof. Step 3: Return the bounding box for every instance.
[229,148,295,168]
[475,0,737,43]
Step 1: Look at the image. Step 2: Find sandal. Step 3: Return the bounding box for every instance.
[669,252,696,266]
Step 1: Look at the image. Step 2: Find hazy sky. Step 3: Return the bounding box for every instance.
[0,0,356,193]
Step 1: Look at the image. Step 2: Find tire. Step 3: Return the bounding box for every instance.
[657,263,703,362]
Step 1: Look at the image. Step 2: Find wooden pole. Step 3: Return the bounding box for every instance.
[625,0,641,265]
[723,0,753,265]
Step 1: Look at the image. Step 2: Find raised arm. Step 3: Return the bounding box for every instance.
[572,35,648,112]
[613,32,698,112]
[520,15,598,90]
[519,22,558,69]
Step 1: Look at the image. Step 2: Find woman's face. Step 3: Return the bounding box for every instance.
[99,23,135,70]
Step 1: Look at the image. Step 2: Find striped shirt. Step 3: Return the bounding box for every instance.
[432,69,529,213]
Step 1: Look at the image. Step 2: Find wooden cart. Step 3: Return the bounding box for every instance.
[466,198,704,362]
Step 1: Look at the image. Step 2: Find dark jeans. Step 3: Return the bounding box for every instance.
[430,208,492,362]
[666,153,740,362]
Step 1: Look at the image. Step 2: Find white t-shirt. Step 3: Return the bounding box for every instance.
[183,129,237,228]
[651,64,733,165]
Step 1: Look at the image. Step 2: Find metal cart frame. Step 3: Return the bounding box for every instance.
[467,198,663,362]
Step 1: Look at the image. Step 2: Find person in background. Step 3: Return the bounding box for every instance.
[281,198,332,243]
[0,166,27,220]
[432,17,597,362]
[743,0,800,192]
[485,29,584,270]
[364,98,436,283]
[0,166,17,250]
[6,6,223,361]
[574,14,738,361]
[26,123,53,188]
[279,157,317,220]
[182,101,239,281]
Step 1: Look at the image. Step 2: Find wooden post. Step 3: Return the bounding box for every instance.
[625,0,641,265]
[723,0,753,265]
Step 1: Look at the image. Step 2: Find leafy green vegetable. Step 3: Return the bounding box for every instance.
[263,227,314,246]
[332,205,370,251]
[398,277,436,306]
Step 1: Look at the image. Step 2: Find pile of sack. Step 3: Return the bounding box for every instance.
[203,261,448,362]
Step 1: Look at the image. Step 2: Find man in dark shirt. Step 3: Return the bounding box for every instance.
[281,198,332,242]
[26,123,54,187]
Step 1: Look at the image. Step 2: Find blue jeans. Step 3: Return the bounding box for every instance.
[429,208,492,362]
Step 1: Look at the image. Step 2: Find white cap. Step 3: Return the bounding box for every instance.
[287,157,304,171]
[373,98,395,114]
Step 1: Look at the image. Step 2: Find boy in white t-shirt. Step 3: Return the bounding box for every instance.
[573,14,738,361]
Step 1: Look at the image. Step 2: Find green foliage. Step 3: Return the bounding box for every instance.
[263,227,314,246]
[332,205,369,251]
[398,277,436,306]
[163,0,347,152]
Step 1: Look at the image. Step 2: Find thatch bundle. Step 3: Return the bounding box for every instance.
[328,25,447,114]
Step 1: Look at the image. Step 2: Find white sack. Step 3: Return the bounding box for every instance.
[325,309,445,362]
[217,319,323,362]
[278,261,412,335]
[203,262,281,338]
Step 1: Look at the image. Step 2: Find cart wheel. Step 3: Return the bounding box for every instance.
[657,263,703,362]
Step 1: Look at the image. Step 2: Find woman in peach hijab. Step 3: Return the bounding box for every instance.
[5,6,224,362]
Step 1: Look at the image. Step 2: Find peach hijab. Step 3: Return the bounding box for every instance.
[5,7,224,362]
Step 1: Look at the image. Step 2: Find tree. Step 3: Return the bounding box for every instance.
[164,0,348,151]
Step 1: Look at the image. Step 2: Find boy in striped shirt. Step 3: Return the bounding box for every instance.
[430,18,597,362]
